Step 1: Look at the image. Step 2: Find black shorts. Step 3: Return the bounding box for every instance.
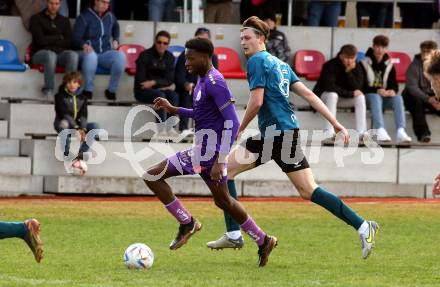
[242,129,309,173]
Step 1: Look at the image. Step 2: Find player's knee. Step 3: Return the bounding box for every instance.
[213,196,232,211]
[296,185,313,200]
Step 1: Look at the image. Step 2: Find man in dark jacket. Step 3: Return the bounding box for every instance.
[262,12,291,63]
[134,30,177,133]
[361,35,411,143]
[175,27,218,132]
[72,0,126,100]
[403,40,440,143]
[30,0,78,97]
[314,44,366,139]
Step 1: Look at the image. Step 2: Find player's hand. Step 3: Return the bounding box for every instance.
[77,128,86,142]
[333,122,349,145]
[153,97,174,113]
[433,173,440,197]
[210,162,225,182]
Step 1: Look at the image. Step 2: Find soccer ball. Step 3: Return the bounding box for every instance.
[124,243,154,269]
[71,159,88,176]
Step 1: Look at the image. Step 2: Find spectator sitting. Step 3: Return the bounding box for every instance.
[149,0,175,22]
[361,35,411,143]
[262,12,291,63]
[134,30,177,134]
[29,0,78,98]
[175,27,219,133]
[403,40,440,143]
[307,0,341,27]
[205,0,233,24]
[72,0,126,100]
[13,0,68,30]
[54,72,98,169]
[313,44,366,139]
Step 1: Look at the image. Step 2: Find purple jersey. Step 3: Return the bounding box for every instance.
[192,67,235,154]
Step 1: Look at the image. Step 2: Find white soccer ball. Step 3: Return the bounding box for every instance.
[124,243,154,269]
[71,159,87,176]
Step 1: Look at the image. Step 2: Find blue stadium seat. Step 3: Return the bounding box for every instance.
[168,45,185,65]
[0,39,26,72]
[356,51,365,62]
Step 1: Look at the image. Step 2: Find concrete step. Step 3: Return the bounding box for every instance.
[1,103,156,139]
[0,156,31,175]
[21,138,404,183]
[43,174,429,198]
[44,175,244,196]
[399,148,440,184]
[0,120,7,138]
[0,139,19,156]
[0,174,43,196]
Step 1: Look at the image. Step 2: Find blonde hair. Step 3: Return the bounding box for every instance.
[424,49,440,100]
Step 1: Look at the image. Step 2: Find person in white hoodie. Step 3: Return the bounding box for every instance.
[361,35,412,143]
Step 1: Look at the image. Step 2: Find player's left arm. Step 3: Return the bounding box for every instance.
[291,81,349,144]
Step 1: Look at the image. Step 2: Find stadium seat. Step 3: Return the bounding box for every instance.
[25,43,65,73]
[213,47,247,79]
[388,51,411,83]
[356,51,365,62]
[0,39,26,72]
[293,49,325,81]
[168,45,185,65]
[118,44,145,75]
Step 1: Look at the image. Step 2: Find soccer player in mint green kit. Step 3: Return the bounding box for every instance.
[207,16,379,260]
[0,218,43,262]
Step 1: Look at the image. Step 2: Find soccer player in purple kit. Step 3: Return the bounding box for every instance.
[143,37,277,267]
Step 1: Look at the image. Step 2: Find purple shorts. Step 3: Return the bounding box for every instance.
[167,148,227,184]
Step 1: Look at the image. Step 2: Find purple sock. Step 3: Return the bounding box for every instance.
[240,217,266,246]
[165,198,192,225]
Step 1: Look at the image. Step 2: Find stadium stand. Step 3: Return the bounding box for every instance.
[0,16,439,197]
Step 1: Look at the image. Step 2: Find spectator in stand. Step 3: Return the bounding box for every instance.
[361,35,412,143]
[149,0,175,22]
[314,44,366,139]
[262,12,291,63]
[356,2,392,28]
[403,40,440,143]
[398,3,439,29]
[205,0,233,23]
[29,0,78,98]
[54,72,99,167]
[307,0,341,27]
[134,30,177,134]
[240,0,280,23]
[14,0,68,29]
[72,0,126,100]
[175,27,219,133]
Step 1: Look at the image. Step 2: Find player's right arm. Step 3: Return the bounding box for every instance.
[291,81,349,144]
[153,97,194,118]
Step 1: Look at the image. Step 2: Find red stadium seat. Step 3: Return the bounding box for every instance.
[25,43,65,73]
[387,51,411,83]
[293,50,325,81]
[118,44,145,75]
[213,47,247,79]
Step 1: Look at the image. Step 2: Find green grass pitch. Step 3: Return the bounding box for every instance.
[0,198,439,287]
